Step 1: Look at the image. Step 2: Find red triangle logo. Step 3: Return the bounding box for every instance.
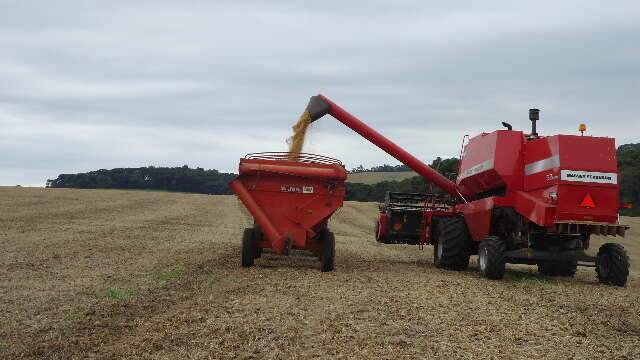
[580,194,596,208]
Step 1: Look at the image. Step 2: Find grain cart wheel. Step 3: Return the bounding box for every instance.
[596,243,629,287]
[320,230,335,272]
[537,261,577,277]
[253,225,263,259]
[241,228,256,267]
[478,236,506,280]
[434,217,471,270]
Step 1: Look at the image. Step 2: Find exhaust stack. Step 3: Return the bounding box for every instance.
[529,108,540,137]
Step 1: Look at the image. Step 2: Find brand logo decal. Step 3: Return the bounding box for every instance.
[281,185,314,194]
[459,159,494,180]
[560,170,617,184]
[281,185,302,193]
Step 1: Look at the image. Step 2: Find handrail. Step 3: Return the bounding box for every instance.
[245,152,342,166]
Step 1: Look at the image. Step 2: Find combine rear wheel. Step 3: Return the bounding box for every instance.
[320,229,335,272]
[478,236,506,279]
[596,243,629,287]
[241,228,256,267]
[434,217,471,270]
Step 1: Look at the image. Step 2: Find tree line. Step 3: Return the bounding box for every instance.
[46,143,639,216]
[47,166,235,195]
[618,143,639,216]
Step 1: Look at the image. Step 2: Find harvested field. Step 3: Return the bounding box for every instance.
[347,171,418,184]
[1,187,639,359]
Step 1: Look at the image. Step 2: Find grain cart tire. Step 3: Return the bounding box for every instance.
[434,217,471,271]
[241,228,256,267]
[596,243,629,287]
[478,236,506,280]
[320,230,335,272]
[253,225,263,259]
[537,261,577,277]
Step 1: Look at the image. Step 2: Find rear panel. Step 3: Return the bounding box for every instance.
[523,135,618,223]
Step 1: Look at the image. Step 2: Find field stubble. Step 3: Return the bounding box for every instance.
[1,187,639,359]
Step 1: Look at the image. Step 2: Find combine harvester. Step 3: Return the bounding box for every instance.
[302,94,630,286]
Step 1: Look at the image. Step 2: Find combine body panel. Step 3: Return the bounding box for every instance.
[304,94,630,285]
[522,135,619,225]
[231,152,347,271]
[457,130,525,196]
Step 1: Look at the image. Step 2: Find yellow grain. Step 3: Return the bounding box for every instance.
[287,110,312,160]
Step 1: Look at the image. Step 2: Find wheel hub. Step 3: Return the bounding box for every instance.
[479,247,487,271]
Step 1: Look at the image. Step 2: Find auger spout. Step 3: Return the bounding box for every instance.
[305,94,463,201]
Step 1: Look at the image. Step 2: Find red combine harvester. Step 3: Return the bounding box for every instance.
[304,94,631,286]
[230,152,347,271]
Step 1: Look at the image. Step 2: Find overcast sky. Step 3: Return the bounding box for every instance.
[2,1,639,186]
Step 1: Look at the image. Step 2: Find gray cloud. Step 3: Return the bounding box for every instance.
[1,1,639,185]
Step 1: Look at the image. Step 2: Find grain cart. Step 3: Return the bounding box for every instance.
[230,152,347,271]
[303,94,631,286]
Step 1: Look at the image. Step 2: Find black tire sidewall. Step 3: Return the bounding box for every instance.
[321,230,335,272]
[478,237,505,280]
[241,228,256,267]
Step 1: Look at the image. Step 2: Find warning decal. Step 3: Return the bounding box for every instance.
[560,170,617,184]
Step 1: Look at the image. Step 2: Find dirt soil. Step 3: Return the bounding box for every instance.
[1,187,639,359]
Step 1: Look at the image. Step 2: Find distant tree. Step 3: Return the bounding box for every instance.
[618,143,640,216]
[47,166,236,195]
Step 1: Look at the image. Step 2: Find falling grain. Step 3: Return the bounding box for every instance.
[287,110,312,160]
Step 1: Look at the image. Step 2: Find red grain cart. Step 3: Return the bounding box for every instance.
[230,152,347,271]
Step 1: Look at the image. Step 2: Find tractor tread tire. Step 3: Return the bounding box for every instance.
[479,236,506,280]
[434,217,471,271]
[596,243,629,287]
[241,228,256,267]
[321,230,336,272]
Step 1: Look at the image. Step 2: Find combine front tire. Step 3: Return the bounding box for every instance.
[596,243,629,287]
[478,236,506,280]
[434,217,471,271]
[241,228,256,267]
[320,230,336,272]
